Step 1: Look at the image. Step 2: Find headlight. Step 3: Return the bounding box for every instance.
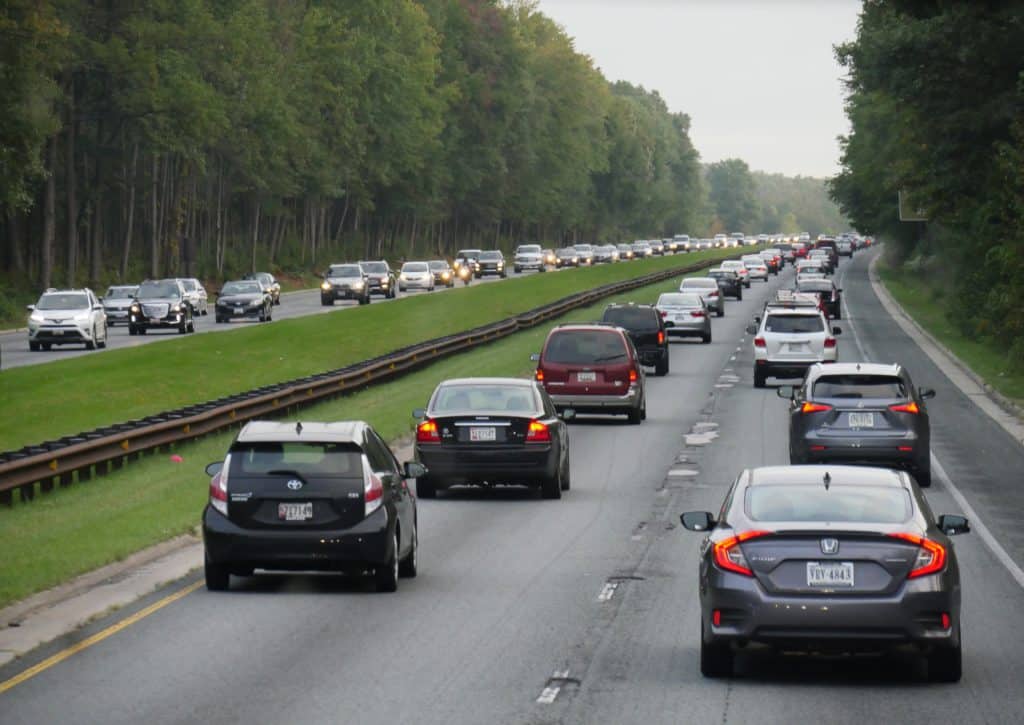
[400,274,407,281]
[321,281,331,290]
[441,271,450,280]
[353,281,364,290]
[249,298,262,307]
[130,304,140,312]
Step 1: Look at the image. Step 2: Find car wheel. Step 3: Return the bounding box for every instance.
[86,328,97,350]
[42,342,52,350]
[914,466,932,488]
[700,621,734,678]
[398,524,418,578]
[416,476,436,499]
[29,341,40,352]
[258,308,266,323]
[138,326,146,335]
[216,316,224,324]
[754,368,767,388]
[541,470,562,499]
[737,290,742,301]
[716,306,724,318]
[98,326,108,349]
[655,355,669,377]
[374,529,399,593]
[205,555,230,591]
[628,404,643,425]
[178,318,188,334]
[560,456,571,491]
[399,286,406,293]
[927,643,962,683]
[360,295,370,306]
[514,266,521,274]
[702,332,712,344]
[321,296,333,306]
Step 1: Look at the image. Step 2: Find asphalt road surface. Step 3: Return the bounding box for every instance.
[3,248,1023,724]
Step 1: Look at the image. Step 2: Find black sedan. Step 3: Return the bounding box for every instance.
[707,268,743,300]
[781,362,935,486]
[243,272,281,305]
[680,464,969,681]
[202,420,422,592]
[795,277,842,319]
[413,377,571,500]
[215,280,273,323]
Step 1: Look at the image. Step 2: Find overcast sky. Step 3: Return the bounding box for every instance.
[534,0,862,178]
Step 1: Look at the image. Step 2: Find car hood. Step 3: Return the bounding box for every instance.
[219,294,264,304]
[103,300,134,308]
[135,297,183,305]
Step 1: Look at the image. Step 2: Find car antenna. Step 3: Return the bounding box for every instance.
[823,472,831,491]
[295,421,303,435]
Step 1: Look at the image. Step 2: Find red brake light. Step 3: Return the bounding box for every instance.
[889,401,919,414]
[657,330,665,345]
[416,419,441,444]
[209,454,230,515]
[628,368,638,383]
[660,310,667,318]
[713,530,771,576]
[526,419,551,443]
[709,290,719,297]
[801,401,833,413]
[364,469,384,517]
[754,337,766,348]
[535,368,545,382]
[690,310,705,318]
[824,337,837,349]
[889,533,947,578]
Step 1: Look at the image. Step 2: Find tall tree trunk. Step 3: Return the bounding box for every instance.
[150,154,160,278]
[251,198,261,273]
[120,141,138,280]
[8,213,26,274]
[42,136,57,289]
[65,85,78,287]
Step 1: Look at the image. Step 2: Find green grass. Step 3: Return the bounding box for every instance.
[878,263,1024,407]
[0,250,735,452]
[0,273,690,608]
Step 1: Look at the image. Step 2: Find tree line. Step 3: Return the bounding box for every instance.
[829,0,1024,366]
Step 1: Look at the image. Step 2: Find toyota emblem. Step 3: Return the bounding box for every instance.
[820,538,839,555]
[286,479,303,491]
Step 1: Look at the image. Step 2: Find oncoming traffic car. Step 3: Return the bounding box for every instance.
[27,288,108,351]
[359,261,397,298]
[412,378,571,500]
[202,420,423,593]
[129,278,196,335]
[100,285,138,326]
[429,260,455,287]
[215,279,273,323]
[399,262,435,292]
[321,264,370,306]
[680,465,969,681]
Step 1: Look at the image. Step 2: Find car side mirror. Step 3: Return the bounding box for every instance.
[560,408,576,421]
[776,385,795,399]
[412,408,425,419]
[937,514,970,536]
[837,288,843,293]
[403,461,428,479]
[919,387,936,400]
[529,353,540,362]
[205,461,223,477]
[680,511,715,532]
[26,304,35,311]
[745,324,757,335]
[832,326,843,335]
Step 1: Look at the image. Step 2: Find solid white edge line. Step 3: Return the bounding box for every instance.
[848,251,1024,591]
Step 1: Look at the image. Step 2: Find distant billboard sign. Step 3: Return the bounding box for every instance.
[898,190,928,222]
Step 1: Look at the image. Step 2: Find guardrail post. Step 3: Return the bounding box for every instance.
[40,477,54,493]
[79,465,92,482]
[1,489,11,507]
[19,482,35,502]
[60,472,73,488]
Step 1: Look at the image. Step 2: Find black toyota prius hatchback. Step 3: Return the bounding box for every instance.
[202,420,424,592]
[680,465,970,682]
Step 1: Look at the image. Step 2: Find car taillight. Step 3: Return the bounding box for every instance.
[889,401,920,414]
[754,337,766,348]
[801,401,833,413]
[657,330,665,344]
[824,337,836,349]
[889,533,947,578]
[713,530,771,576]
[526,419,551,443]
[660,310,667,318]
[209,454,230,515]
[364,463,384,517]
[416,419,441,444]
[709,290,719,297]
[535,368,545,382]
[628,368,638,383]
[690,310,705,318]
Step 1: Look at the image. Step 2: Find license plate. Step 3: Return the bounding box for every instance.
[577,371,597,382]
[278,502,313,521]
[52,330,64,336]
[848,412,874,428]
[469,427,496,442]
[787,343,808,352]
[807,561,854,587]
[235,307,244,313]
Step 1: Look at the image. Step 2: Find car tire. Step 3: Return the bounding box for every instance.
[375,529,400,593]
[627,405,642,425]
[98,327,107,349]
[416,476,436,499]
[178,318,188,334]
[716,306,724,318]
[359,295,370,306]
[321,296,333,306]
[29,341,40,352]
[541,471,562,500]
[702,332,712,344]
[514,266,521,274]
[737,290,743,301]
[42,342,52,350]
[560,456,571,491]
[700,621,734,678]
[754,368,767,388]
[399,524,418,578]
[927,643,962,683]
[205,555,230,592]
[215,316,225,324]
[655,355,669,377]
[86,328,97,350]
[914,466,932,488]
[399,286,406,293]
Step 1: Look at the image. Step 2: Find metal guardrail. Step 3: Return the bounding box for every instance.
[0,255,734,506]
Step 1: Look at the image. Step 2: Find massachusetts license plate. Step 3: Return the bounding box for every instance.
[577,371,596,382]
[278,502,313,521]
[807,561,854,587]
[848,412,874,428]
[469,427,496,442]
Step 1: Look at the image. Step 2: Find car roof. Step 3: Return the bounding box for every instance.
[681,277,717,284]
[236,420,367,444]
[808,362,902,378]
[746,465,906,488]
[550,323,626,334]
[437,377,536,388]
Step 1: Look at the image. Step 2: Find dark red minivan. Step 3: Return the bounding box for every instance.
[532,323,647,424]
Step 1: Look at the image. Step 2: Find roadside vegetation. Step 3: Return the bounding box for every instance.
[0,273,695,609]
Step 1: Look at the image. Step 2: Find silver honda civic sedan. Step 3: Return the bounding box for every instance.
[680,465,970,681]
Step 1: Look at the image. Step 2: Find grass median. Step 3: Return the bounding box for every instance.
[878,263,1024,407]
[0,250,736,453]
[0,270,714,609]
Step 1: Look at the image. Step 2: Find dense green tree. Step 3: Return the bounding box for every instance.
[705,158,757,232]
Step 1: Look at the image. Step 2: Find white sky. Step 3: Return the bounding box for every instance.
[534,0,862,178]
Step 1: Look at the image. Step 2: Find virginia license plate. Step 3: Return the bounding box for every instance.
[469,427,496,442]
[278,502,313,521]
[577,371,597,382]
[848,412,874,428]
[807,561,854,587]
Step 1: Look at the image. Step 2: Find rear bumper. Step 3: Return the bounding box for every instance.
[549,386,642,414]
[665,320,709,337]
[756,360,819,379]
[799,433,924,467]
[637,345,668,366]
[415,444,557,485]
[202,505,391,570]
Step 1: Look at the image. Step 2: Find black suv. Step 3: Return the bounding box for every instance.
[358,261,397,298]
[600,303,670,376]
[707,269,743,300]
[129,279,195,335]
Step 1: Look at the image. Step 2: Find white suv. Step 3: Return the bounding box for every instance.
[742,255,769,282]
[513,244,546,273]
[747,303,841,388]
[27,288,108,351]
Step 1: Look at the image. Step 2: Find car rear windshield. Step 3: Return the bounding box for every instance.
[230,442,363,477]
[813,375,907,399]
[601,307,660,331]
[402,262,429,272]
[681,279,717,290]
[797,281,833,293]
[764,314,824,333]
[747,485,911,523]
[544,330,629,364]
[432,384,537,413]
[137,281,179,298]
[657,293,702,307]
[37,293,89,310]
[329,266,361,277]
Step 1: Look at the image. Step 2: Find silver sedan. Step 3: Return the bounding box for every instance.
[655,292,712,344]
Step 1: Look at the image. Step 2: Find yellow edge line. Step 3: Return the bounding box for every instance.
[0,580,202,696]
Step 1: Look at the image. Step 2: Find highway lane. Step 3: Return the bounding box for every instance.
[3,252,1024,724]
